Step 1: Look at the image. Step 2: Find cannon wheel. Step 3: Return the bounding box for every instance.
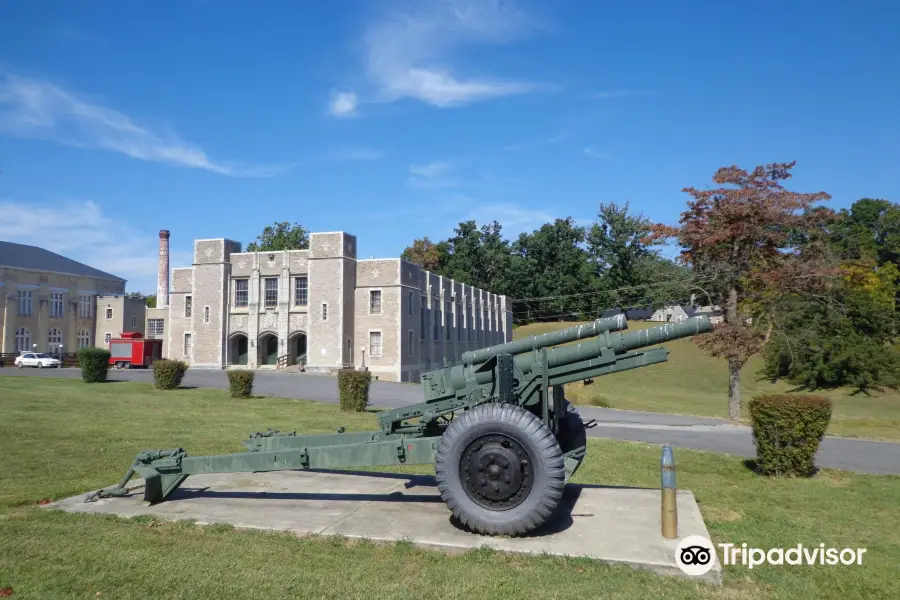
[557,400,587,454]
[434,403,566,536]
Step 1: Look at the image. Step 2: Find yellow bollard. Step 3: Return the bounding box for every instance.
[661,444,678,539]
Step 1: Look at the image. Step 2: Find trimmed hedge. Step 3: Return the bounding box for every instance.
[227,370,255,398]
[77,348,111,383]
[748,394,833,477]
[152,359,188,390]
[338,369,371,412]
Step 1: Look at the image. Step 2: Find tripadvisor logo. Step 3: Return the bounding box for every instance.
[675,535,717,576]
[675,536,868,576]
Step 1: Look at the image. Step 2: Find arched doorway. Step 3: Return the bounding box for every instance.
[228,333,249,365]
[258,333,279,366]
[289,331,307,365]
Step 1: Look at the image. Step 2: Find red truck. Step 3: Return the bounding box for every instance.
[108,332,163,369]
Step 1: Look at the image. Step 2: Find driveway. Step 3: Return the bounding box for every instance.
[3,367,899,475]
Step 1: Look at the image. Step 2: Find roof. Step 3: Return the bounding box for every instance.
[0,241,125,282]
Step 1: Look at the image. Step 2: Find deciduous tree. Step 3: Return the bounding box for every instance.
[246,221,309,251]
[651,161,832,420]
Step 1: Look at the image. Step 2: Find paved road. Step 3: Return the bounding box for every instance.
[3,367,899,475]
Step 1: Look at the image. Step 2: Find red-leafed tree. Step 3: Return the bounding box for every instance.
[651,161,833,420]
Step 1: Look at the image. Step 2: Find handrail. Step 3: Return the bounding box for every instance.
[276,353,290,369]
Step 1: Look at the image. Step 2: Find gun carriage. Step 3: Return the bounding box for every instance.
[89,314,712,536]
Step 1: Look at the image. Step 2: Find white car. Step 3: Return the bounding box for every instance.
[14,352,61,368]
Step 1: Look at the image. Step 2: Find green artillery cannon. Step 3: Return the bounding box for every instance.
[88,314,712,536]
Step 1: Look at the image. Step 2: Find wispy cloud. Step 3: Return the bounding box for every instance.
[503,132,572,152]
[407,160,459,188]
[465,202,560,234]
[332,147,386,161]
[328,90,359,117]
[588,89,655,99]
[583,146,610,160]
[0,198,192,294]
[330,0,554,114]
[0,71,295,176]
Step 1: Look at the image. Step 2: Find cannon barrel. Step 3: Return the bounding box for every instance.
[514,316,713,375]
[461,313,628,365]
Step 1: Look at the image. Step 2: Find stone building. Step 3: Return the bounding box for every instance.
[154,230,513,382]
[0,240,144,355]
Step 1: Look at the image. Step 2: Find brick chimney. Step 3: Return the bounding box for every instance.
[157,230,170,309]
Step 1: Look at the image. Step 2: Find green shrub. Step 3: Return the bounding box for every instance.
[227,370,255,398]
[77,348,111,383]
[748,394,833,477]
[338,369,371,412]
[152,359,188,390]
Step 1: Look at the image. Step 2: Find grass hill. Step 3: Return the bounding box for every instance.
[513,319,900,441]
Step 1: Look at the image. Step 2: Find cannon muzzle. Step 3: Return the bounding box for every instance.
[461,313,628,365]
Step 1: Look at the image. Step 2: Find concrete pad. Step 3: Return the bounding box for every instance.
[46,470,722,584]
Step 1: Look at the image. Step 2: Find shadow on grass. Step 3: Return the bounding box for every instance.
[742,458,821,477]
[158,469,651,538]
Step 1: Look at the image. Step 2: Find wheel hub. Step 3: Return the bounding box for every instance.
[460,434,533,510]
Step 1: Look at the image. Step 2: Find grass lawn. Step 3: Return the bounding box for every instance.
[513,321,900,441]
[2,377,899,599]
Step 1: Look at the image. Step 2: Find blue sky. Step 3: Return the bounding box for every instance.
[1,0,898,294]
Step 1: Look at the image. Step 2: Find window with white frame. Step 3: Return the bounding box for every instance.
[185,296,192,317]
[104,332,112,344]
[294,276,308,306]
[369,290,381,314]
[48,328,62,353]
[183,333,192,356]
[369,331,382,357]
[264,278,278,308]
[78,295,93,319]
[105,307,113,320]
[17,290,32,316]
[321,303,328,321]
[203,306,210,324]
[233,279,248,307]
[147,319,164,337]
[50,292,64,318]
[408,330,414,355]
[77,329,91,348]
[15,327,31,352]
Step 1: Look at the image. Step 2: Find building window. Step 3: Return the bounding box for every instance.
[203,306,210,324]
[78,295,93,319]
[446,301,452,340]
[369,331,382,357]
[17,290,32,316]
[104,332,112,344]
[294,276,308,306]
[77,329,91,348]
[321,303,328,321]
[420,296,425,340]
[408,291,413,315]
[264,278,278,308]
[131,316,138,328]
[233,279,248,308]
[104,307,113,320]
[15,327,31,352]
[456,305,462,341]
[432,299,439,341]
[50,293,64,318]
[369,290,381,314]
[347,338,352,362]
[184,333,192,357]
[467,303,473,341]
[408,330,414,355]
[48,328,62,353]
[147,319,164,337]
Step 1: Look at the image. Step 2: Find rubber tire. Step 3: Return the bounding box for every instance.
[557,400,587,455]
[434,403,566,537]
[37,362,43,369]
